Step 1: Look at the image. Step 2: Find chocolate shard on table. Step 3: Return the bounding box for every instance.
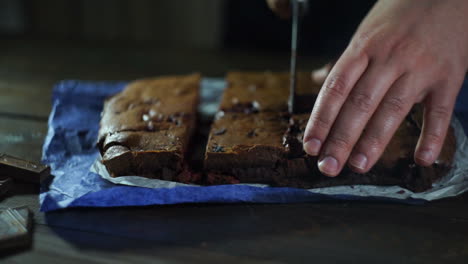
[0,154,50,184]
[0,206,33,251]
[0,178,12,198]
[98,74,201,182]
[205,71,456,192]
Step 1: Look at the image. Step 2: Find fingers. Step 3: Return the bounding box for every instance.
[414,88,456,166]
[303,49,369,157]
[348,73,419,173]
[316,63,401,176]
[266,0,291,19]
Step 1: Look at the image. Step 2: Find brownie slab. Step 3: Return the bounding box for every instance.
[206,110,456,192]
[98,74,200,181]
[205,71,456,192]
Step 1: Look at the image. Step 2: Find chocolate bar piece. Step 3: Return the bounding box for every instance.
[0,154,50,184]
[0,206,33,251]
[98,74,200,180]
[0,178,12,197]
[205,72,456,192]
[220,71,320,113]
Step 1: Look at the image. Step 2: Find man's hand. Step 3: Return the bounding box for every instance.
[303,0,468,177]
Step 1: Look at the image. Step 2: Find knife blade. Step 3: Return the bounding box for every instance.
[288,0,307,114]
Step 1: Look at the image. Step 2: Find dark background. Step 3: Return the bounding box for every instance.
[0,0,376,57]
[3,2,468,263]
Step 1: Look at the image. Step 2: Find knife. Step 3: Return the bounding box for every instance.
[288,0,308,114]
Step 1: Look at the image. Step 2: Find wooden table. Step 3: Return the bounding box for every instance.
[1,39,468,264]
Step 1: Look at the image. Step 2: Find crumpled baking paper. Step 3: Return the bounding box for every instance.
[40,78,468,212]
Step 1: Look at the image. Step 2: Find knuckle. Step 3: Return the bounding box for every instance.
[362,133,384,153]
[394,40,439,71]
[424,131,444,146]
[327,133,352,152]
[324,75,348,98]
[392,37,425,58]
[437,67,453,83]
[348,91,373,114]
[413,52,437,70]
[352,30,386,56]
[382,96,407,115]
[428,105,451,120]
[440,61,464,80]
[352,31,374,52]
[310,114,331,131]
[395,38,424,54]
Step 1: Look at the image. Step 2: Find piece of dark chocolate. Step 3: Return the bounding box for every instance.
[0,154,50,184]
[0,178,12,197]
[0,206,33,251]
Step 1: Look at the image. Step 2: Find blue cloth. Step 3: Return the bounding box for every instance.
[39,78,468,212]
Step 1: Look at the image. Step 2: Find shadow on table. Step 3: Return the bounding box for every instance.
[44,203,337,251]
[42,196,468,263]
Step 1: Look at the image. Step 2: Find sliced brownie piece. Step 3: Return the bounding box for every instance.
[280,107,456,192]
[101,128,188,180]
[220,71,320,113]
[98,74,200,181]
[205,112,289,184]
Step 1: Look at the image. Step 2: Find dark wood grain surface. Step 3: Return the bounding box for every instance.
[1,39,467,264]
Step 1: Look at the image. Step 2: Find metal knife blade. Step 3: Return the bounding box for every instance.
[288,0,307,114]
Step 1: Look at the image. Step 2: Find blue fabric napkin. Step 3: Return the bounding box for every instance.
[40,78,468,212]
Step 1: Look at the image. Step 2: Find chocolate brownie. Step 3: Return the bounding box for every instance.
[205,112,289,184]
[98,74,200,144]
[280,106,456,192]
[98,74,200,181]
[205,71,456,192]
[220,71,320,113]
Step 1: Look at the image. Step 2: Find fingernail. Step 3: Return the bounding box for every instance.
[418,150,433,164]
[304,138,321,156]
[318,156,339,176]
[349,153,368,170]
